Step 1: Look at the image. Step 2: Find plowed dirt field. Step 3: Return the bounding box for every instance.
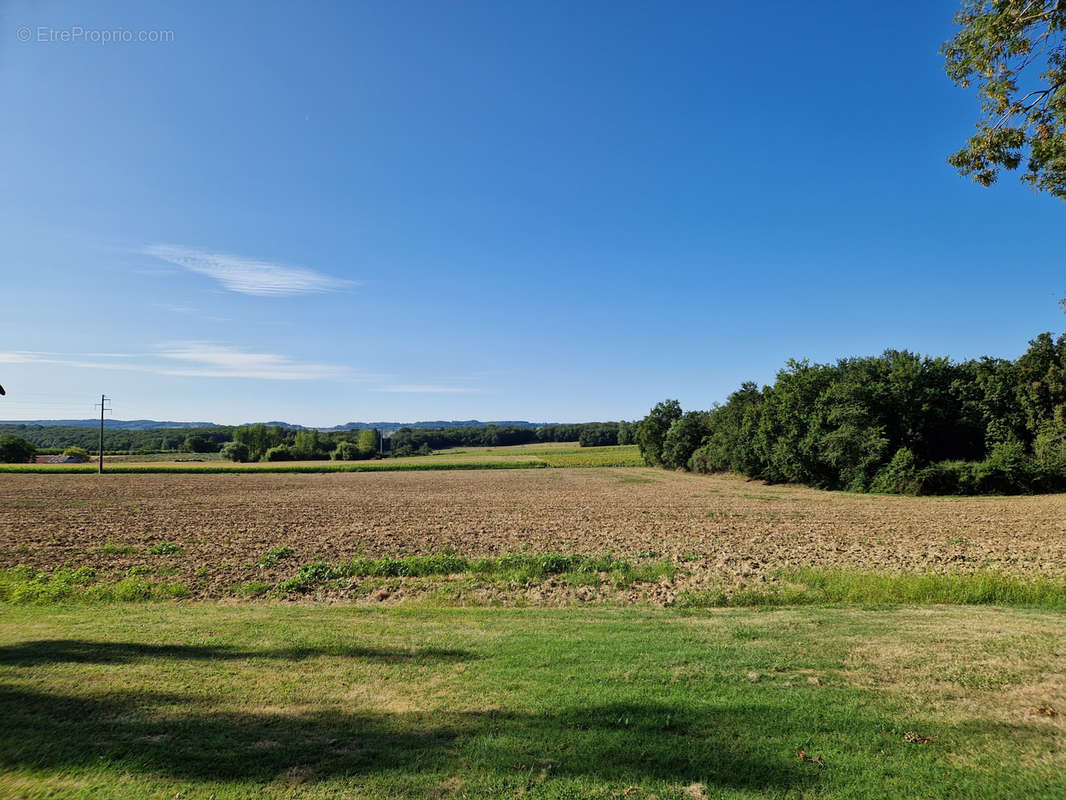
[3,468,1065,601]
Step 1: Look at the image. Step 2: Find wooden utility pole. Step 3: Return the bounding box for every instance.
[95,394,111,473]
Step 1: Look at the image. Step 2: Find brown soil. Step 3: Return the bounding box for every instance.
[2,468,1065,600]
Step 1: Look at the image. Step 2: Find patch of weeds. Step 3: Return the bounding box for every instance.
[112,577,154,601]
[147,541,182,556]
[99,539,137,555]
[193,567,210,578]
[277,553,679,595]
[279,563,339,593]
[234,580,273,598]
[633,549,660,559]
[562,570,602,588]
[342,554,470,578]
[255,546,294,568]
[0,566,187,603]
[127,566,154,576]
[624,560,679,584]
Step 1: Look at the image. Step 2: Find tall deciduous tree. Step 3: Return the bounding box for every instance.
[943,1,1066,197]
[636,399,683,466]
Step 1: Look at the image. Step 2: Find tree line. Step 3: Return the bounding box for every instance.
[636,332,1066,495]
[0,424,232,453]
[0,419,639,463]
[388,422,635,454]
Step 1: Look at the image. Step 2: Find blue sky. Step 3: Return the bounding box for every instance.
[1,1,1062,426]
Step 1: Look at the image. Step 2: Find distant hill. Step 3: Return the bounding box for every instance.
[0,419,548,434]
[323,420,545,435]
[0,419,220,430]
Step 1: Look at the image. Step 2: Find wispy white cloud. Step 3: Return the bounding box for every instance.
[0,352,145,370]
[156,342,352,381]
[143,244,353,297]
[376,384,480,394]
[1,346,479,393]
[0,344,354,382]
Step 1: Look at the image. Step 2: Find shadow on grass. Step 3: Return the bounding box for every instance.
[0,639,474,666]
[0,684,820,792]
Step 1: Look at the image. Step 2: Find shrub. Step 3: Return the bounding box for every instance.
[332,441,362,461]
[256,546,294,568]
[263,445,293,462]
[916,461,977,495]
[61,446,90,463]
[220,442,250,462]
[870,448,920,495]
[971,440,1036,493]
[1033,423,1066,473]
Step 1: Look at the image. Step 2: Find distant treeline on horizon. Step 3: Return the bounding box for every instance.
[0,420,635,456]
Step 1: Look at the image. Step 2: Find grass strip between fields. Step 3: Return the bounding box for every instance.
[4,555,1066,609]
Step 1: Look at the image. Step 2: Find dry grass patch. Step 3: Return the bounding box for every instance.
[843,607,1066,767]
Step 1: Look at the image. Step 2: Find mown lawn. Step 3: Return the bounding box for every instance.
[1,604,1063,799]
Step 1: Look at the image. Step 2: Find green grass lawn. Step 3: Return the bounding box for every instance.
[1,604,1063,799]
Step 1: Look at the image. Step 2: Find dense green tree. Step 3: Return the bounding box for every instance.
[660,412,711,470]
[331,441,360,461]
[689,383,763,475]
[220,442,250,462]
[943,1,1066,197]
[356,429,379,458]
[233,424,286,462]
[616,421,636,445]
[0,435,36,463]
[182,434,213,453]
[1014,332,1066,431]
[292,429,326,460]
[636,400,682,466]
